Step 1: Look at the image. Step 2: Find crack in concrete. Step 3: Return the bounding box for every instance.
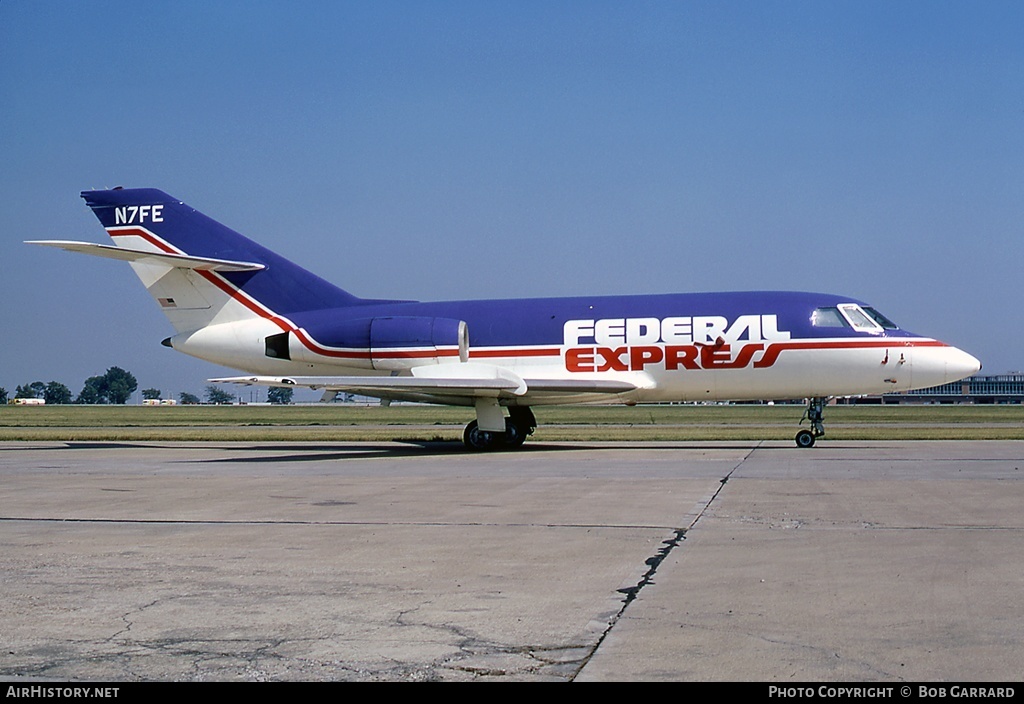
[569,442,761,680]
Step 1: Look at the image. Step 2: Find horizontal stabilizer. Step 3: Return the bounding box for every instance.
[26,240,266,272]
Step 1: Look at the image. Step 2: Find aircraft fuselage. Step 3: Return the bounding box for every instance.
[30,188,982,448]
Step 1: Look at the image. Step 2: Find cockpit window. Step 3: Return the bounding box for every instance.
[813,304,891,333]
[862,307,899,330]
[839,302,880,331]
[811,307,848,327]
[838,303,883,332]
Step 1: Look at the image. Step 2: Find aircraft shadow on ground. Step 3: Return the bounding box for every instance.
[46,439,827,464]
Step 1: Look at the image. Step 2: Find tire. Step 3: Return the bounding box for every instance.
[463,421,496,451]
[503,418,528,448]
[795,429,816,448]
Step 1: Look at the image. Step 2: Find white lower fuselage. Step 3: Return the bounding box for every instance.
[168,315,980,406]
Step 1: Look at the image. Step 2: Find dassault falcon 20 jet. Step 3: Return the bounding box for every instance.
[29,187,981,449]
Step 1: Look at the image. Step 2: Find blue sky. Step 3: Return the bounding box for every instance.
[2,1,1022,400]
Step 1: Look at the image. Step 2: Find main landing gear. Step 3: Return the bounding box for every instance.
[795,397,827,448]
[463,406,537,451]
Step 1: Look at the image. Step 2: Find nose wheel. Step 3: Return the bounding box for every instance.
[795,428,817,448]
[796,397,826,448]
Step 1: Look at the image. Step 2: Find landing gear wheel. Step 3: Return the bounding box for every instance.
[503,418,528,448]
[507,406,537,448]
[463,420,499,451]
[795,429,816,448]
[464,407,536,451]
[796,397,827,448]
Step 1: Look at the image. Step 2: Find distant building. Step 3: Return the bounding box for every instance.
[877,374,1024,404]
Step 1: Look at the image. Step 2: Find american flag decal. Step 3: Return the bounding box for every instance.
[158,297,177,308]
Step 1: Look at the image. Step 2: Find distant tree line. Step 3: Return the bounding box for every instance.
[2,371,293,406]
[3,381,73,405]
[1,367,137,405]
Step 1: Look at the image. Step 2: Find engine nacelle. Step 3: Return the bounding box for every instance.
[369,316,469,370]
[278,315,470,371]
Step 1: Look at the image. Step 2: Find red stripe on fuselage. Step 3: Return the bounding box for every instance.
[106,228,946,367]
[753,338,946,368]
[470,348,561,359]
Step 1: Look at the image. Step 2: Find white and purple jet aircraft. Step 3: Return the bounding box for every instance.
[30,188,981,449]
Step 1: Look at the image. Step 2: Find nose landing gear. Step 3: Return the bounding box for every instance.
[795,397,826,448]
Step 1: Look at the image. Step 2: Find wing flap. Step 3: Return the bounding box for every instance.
[26,240,266,272]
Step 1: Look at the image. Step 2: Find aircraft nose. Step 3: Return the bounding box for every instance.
[945,346,982,383]
[909,343,981,391]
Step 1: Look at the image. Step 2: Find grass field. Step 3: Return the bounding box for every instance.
[1,403,1021,442]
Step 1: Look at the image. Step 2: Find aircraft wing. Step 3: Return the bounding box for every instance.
[212,374,523,399]
[210,363,639,404]
[26,240,266,272]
